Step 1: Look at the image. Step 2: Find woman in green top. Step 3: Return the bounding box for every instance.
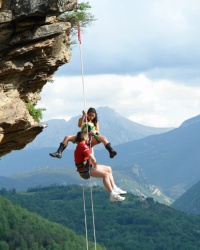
[49,107,117,159]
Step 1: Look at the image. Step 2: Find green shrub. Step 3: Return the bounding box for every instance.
[25,102,46,123]
[47,78,54,83]
[58,1,96,45]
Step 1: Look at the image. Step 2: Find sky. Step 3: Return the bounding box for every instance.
[38,0,200,127]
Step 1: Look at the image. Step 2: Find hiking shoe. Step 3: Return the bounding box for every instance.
[49,152,62,158]
[110,151,117,158]
[113,187,127,195]
[110,193,125,202]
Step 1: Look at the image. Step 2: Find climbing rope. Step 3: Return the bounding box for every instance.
[90,181,97,250]
[78,21,97,250]
[82,182,89,250]
[78,22,87,112]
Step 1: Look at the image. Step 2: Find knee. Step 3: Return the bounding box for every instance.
[106,166,112,174]
[64,135,71,141]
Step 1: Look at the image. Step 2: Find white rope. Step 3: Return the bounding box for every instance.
[82,181,89,250]
[78,35,86,111]
[78,22,89,250]
[78,22,97,250]
[90,180,97,250]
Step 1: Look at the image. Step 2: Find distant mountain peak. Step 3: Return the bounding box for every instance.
[27,106,173,149]
[180,114,200,128]
[97,106,119,116]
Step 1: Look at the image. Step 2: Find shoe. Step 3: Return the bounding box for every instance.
[49,152,62,158]
[113,187,127,195]
[110,193,125,202]
[110,151,117,158]
[105,143,117,158]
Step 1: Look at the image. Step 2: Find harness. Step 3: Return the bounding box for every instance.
[76,160,90,180]
[76,160,89,172]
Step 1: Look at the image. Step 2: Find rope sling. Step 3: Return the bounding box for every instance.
[78,21,97,250]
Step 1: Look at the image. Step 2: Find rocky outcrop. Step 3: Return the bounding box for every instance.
[0,0,77,156]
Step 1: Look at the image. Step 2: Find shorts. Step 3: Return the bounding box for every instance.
[93,133,100,143]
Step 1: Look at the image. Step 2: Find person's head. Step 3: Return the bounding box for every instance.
[76,131,89,143]
[87,107,98,125]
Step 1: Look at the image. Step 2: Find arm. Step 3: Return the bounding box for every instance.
[88,153,97,168]
[78,111,87,128]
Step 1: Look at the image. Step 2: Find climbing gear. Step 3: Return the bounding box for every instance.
[76,161,91,179]
[49,142,66,158]
[105,143,117,158]
[76,160,89,172]
[78,21,96,250]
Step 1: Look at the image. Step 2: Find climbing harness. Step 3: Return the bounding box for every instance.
[76,160,90,179]
[78,21,97,250]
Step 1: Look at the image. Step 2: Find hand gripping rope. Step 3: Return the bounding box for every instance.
[78,21,97,250]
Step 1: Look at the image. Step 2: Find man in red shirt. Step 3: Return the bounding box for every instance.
[74,131,126,202]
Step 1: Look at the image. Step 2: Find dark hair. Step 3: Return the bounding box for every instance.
[76,131,87,142]
[87,107,98,126]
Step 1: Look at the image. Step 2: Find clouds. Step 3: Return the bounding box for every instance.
[38,75,200,127]
[57,0,200,83]
[37,1,200,128]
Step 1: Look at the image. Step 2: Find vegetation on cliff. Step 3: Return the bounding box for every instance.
[25,102,46,123]
[59,1,96,45]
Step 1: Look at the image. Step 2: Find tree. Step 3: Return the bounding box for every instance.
[58,1,96,46]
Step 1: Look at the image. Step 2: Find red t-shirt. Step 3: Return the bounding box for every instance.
[74,142,91,165]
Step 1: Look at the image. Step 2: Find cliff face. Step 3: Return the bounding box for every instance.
[0,0,77,156]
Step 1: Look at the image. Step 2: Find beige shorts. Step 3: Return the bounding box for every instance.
[79,167,90,179]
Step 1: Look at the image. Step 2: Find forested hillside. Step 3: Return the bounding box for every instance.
[171,180,200,215]
[2,185,200,250]
[0,194,103,250]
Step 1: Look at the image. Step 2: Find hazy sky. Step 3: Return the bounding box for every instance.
[38,0,200,127]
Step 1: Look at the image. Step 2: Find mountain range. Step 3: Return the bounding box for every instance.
[1,107,200,204]
[25,106,172,149]
[0,156,172,205]
[107,114,200,199]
